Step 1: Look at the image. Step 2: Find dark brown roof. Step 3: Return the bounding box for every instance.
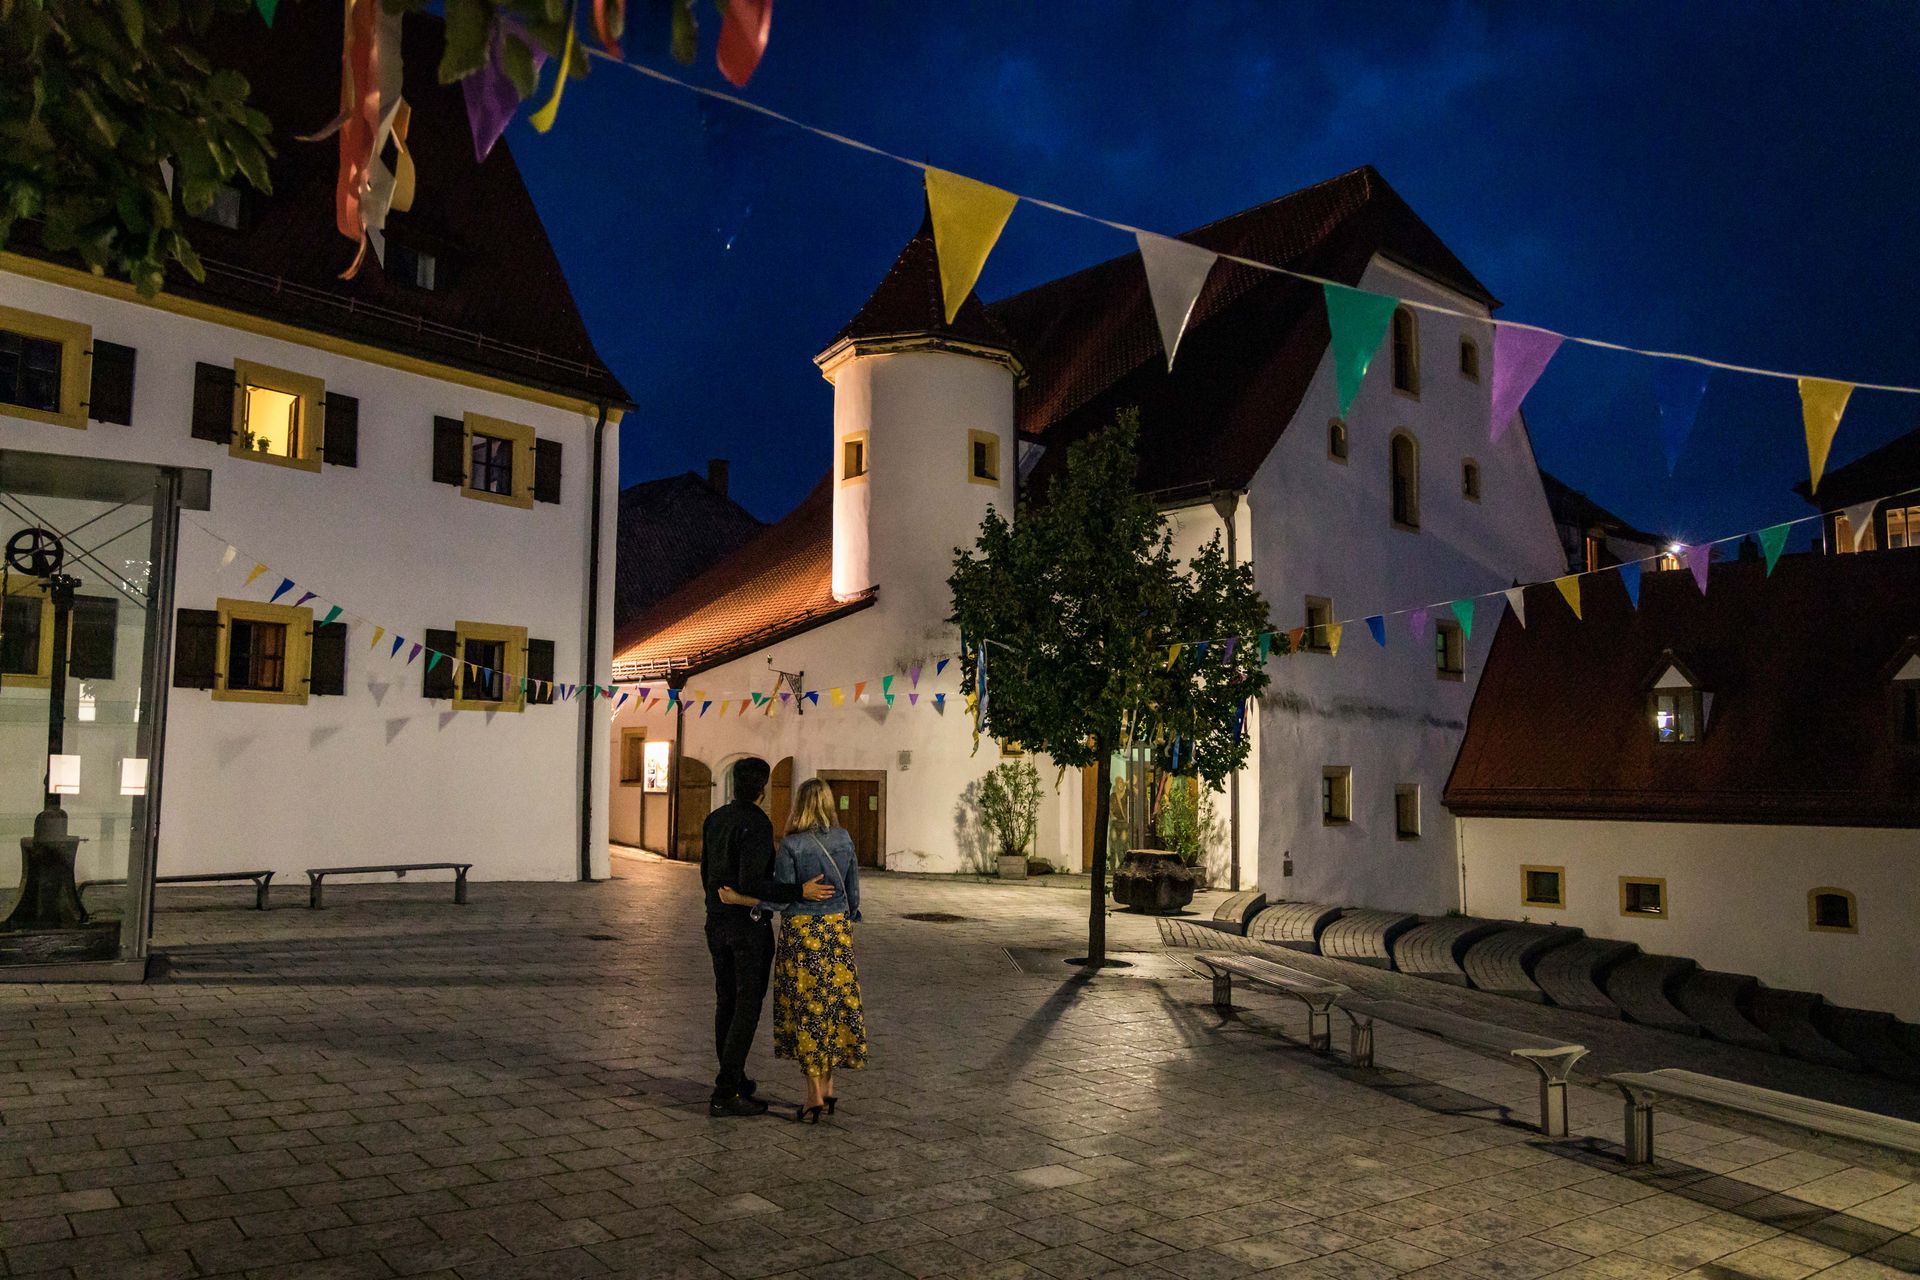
[987,166,1495,494]
[614,473,765,634]
[1541,471,1668,546]
[1446,553,1920,827]
[1796,424,1920,509]
[822,213,1018,361]
[611,476,872,675]
[15,5,627,405]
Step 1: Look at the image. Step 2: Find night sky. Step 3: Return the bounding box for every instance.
[510,3,1920,547]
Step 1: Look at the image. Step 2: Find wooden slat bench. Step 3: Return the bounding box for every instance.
[1607,1068,1920,1165]
[1347,999,1588,1137]
[306,863,471,908]
[79,871,274,912]
[1194,953,1373,1063]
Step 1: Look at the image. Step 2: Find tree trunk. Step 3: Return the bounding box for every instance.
[1089,746,1111,968]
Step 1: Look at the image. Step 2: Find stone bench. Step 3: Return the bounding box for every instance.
[1820,1007,1920,1083]
[1347,998,1588,1137]
[1462,925,1582,1002]
[1607,1068,1920,1165]
[306,863,471,909]
[1246,901,1344,952]
[80,871,274,912]
[1318,909,1418,969]
[1673,970,1776,1052]
[1604,953,1702,1035]
[1391,917,1503,987]
[1194,952,1372,1062]
[1534,938,1638,1018]
[1748,989,1858,1071]
[1210,890,1268,936]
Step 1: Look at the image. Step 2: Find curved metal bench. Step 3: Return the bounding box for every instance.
[1246,901,1344,952]
[1605,953,1702,1034]
[1673,970,1776,1052]
[1210,890,1268,936]
[1462,925,1581,1002]
[1535,938,1639,1018]
[1319,909,1419,969]
[1349,999,1587,1137]
[1391,917,1504,986]
[1195,952,1372,1062]
[1819,1006,1920,1083]
[1748,989,1858,1070]
[1608,1069,1920,1165]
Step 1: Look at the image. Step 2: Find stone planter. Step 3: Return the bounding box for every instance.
[1111,849,1196,914]
[997,854,1027,880]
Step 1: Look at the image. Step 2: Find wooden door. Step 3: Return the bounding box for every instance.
[765,757,794,835]
[676,757,712,861]
[835,779,882,867]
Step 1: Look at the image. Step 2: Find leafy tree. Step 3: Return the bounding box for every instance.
[949,409,1276,967]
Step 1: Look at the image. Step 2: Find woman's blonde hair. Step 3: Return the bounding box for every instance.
[787,778,838,834]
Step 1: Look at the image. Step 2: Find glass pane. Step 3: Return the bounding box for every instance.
[0,330,63,413]
[243,385,301,457]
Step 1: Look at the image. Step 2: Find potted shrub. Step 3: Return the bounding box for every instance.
[978,761,1040,879]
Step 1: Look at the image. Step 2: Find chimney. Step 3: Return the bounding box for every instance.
[706,459,729,497]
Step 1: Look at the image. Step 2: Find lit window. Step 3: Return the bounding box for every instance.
[1304,596,1333,653]
[1887,506,1920,550]
[1653,690,1701,743]
[1621,877,1665,917]
[213,598,314,706]
[0,305,91,430]
[1390,307,1419,396]
[232,360,324,471]
[1462,459,1481,502]
[1321,766,1352,824]
[242,385,300,458]
[1656,550,1682,572]
[842,433,868,482]
[227,617,289,692]
[1390,432,1419,529]
[1394,784,1420,839]
[1434,620,1464,678]
[1327,417,1348,462]
[387,242,437,290]
[1521,865,1564,908]
[1835,511,1876,553]
[968,430,1000,485]
[452,620,528,712]
[1808,888,1857,933]
[470,433,514,496]
[1459,335,1480,382]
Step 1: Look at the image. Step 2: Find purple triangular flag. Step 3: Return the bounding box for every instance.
[1683,543,1712,594]
[1490,326,1563,442]
[779,691,790,704]
[908,693,918,705]
[1222,637,1237,662]
[909,663,922,687]
[1407,607,1430,642]
[407,643,422,664]
[294,591,317,608]
[462,23,547,163]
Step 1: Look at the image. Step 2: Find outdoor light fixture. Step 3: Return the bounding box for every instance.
[119,758,148,797]
[48,754,80,796]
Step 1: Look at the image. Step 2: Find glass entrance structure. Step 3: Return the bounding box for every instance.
[0,449,208,977]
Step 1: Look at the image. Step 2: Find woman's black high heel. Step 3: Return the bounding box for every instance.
[824,1096,837,1116]
[794,1105,823,1124]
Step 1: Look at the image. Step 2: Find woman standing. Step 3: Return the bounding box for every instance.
[719,778,867,1122]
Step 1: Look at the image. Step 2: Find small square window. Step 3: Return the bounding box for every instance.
[388,242,438,290]
[1321,766,1351,824]
[0,591,51,683]
[231,360,324,471]
[213,597,313,705]
[1459,336,1480,382]
[0,329,64,414]
[968,430,1000,485]
[1620,877,1665,917]
[1462,459,1481,501]
[842,434,868,482]
[0,305,92,429]
[1522,865,1564,908]
[1304,596,1333,653]
[1394,784,1420,839]
[1809,889,1856,933]
[451,620,528,712]
[242,384,301,459]
[470,433,514,496]
[1327,417,1348,462]
[1434,620,1464,678]
[227,618,289,692]
[1653,690,1701,743]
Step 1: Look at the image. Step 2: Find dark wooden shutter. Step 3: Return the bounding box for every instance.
[88,342,137,424]
[533,438,562,504]
[309,621,348,696]
[526,637,555,705]
[173,608,220,688]
[322,394,359,467]
[191,362,234,442]
[432,416,465,485]
[423,627,458,699]
[68,595,118,680]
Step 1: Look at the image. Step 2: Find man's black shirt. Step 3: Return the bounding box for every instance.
[701,800,800,922]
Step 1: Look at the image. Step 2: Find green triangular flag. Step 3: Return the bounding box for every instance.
[320,605,342,626]
[1758,523,1790,576]
[256,0,278,25]
[1257,632,1272,661]
[1450,597,1475,640]
[427,651,444,673]
[1323,283,1401,416]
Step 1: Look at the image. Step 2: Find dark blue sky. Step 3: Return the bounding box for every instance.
[512,2,1920,545]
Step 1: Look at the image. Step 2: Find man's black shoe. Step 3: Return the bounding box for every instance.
[709,1094,769,1118]
[740,1077,759,1100]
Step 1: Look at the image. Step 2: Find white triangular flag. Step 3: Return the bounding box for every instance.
[1504,586,1527,628]
[220,545,237,568]
[1136,231,1218,371]
[1840,499,1878,551]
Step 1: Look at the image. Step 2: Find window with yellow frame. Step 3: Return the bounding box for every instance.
[619,727,648,784]
[0,580,56,688]
[232,359,325,472]
[1521,864,1565,909]
[213,597,313,706]
[967,430,1001,485]
[462,414,536,508]
[0,304,91,430]
[452,620,529,711]
[840,432,869,484]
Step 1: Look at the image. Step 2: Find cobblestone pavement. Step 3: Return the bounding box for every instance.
[0,853,1914,1280]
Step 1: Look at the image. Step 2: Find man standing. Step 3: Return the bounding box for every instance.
[703,757,831,1116]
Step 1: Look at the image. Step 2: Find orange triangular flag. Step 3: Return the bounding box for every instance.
[1554,575,1583,619]
[854,681,867,702]
[1287,626,1305,651]
[925,168,1019,324]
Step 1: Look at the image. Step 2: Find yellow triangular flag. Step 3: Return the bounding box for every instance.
[719,700,730,716]
[925,168,1019,324]
[244,562,268,586]
[1165,644,1183,670]
[1554,575,1583,619]
[1326,622,1343,656]
[831,687,844,706]
[1799,377,1852,495]
[369,625,384,650]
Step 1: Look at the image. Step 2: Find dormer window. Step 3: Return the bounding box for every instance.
[387,242,439,291]
[1649,657,1707,744]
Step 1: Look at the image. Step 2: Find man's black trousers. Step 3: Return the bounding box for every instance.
[705,915,774,1101]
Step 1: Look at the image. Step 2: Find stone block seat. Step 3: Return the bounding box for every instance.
[1818,1006,1920,1083]
[1534,937,1639,1018]
[1210,890,1268,936]
[1246,901,1345,953]
[1673,969,1777,1052]
[1748,988,1860,1070]
[1390,917,1505,987]
[1603,953,1702,1035]
[1461,925,1582,1002]
[1318,909,1419,969]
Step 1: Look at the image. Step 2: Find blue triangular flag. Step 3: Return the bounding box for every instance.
[269,577,294,603]
[1365,615,1386,648]
[935,658,950,676]
[1655,361,1710,476]
[1619,560,1643,609]
[389,635,404,658]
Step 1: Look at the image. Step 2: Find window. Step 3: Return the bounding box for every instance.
[213,598,313,705]
[1390,306,1419,396]
[1653,690,1702,743]
[1321,766,1352,824]
[1521,865,1565,909]
[232,360,324,471]
[1434,620,1464,679]
[1459,335,1480,382]
[1834,511,1876,553]
[387,242,438,290]
[460,414,534,507]
[1394,784,1420,839]
[1808,888,1857,934]
[1304,596,1334,653]
[1327,417,1348,463]
[1462,458,1481,502]
[193,184,245,230]
[841,432,868,483]
[1389,431,1420,529]
[998,740,1026,758]
[1887,506,1920,550]
[1620,877,1666,918]
[470,433,514,497]
[968,430,1000,485]
[0,304,91,430]
[620,728,648,785]
[452,620,528,712]
[0,585,54,687]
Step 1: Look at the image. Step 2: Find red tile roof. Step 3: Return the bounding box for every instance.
[1446,553,1920,827]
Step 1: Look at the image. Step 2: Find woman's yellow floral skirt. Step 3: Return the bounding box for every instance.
[772,912,868,1077]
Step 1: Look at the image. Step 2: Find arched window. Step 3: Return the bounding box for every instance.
[1327,417,1348,462]
[1389,431,1419,529]
[1808,887,1857,933]
[1459,335,1480,382]
[1462,458,1482,502]
[1391,307,1420,396]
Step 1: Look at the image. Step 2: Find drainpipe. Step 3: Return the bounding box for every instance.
[578,400,611,882]
[1210,489,1244,892]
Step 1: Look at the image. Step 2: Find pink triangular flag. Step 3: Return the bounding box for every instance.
[1489,326,1563,442]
